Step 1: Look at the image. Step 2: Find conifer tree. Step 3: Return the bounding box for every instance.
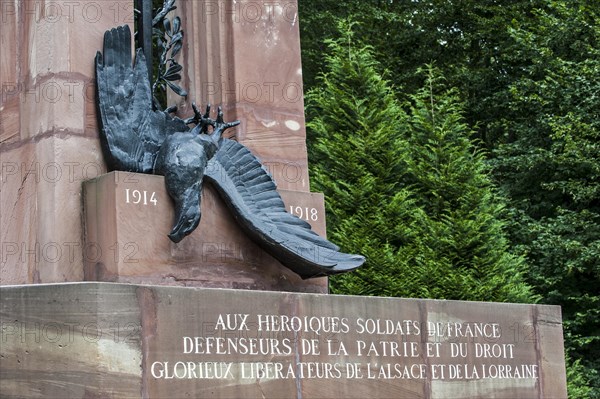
[404,68,533,303]
[305,21,420,297]
[306,24,533,304]
[300,1,598,394]
[491,3,600,392]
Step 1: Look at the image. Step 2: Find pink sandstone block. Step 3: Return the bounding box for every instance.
[83,171,328,293]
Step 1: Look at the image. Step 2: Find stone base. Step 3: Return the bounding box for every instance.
[0,0,132,286]
[0,283,567,399]
[83,172,328,293]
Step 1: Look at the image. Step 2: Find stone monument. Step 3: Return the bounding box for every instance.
[0,1,568,398]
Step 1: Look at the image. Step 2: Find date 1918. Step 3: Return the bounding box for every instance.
[289,206,318,221]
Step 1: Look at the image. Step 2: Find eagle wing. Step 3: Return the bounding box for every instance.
[95,25,187,173]
[205,139,365,279]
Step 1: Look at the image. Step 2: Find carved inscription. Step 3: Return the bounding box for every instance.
[150,313,539,382]
[125,189,158,206]
[288,206,319,221]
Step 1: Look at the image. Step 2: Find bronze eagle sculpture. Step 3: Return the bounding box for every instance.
[95,25,364,279]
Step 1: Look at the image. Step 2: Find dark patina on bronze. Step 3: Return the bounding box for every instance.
[94,5,364,279]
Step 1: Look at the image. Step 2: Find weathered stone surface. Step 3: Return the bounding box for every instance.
[175,0,310,191]
[0,1,19,145]
[0,283,142,398]
[0,1,130,285]
[83,172,328,292]
[0,1,132,143]
[1,136,105,285]
[0,283,568,399]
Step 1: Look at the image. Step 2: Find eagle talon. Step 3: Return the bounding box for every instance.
[183,102,238,138]
[184,102,211,130]
[165,105,178,114]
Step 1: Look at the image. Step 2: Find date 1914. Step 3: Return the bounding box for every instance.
[125,189,157,206]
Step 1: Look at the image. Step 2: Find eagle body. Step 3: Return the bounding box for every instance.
[95,25,365,278]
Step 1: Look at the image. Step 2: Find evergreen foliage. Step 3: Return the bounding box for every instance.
[299,1,599,395]
[305,22,419,297]
[403,67,532,303]
[306,24,532,304]
[491,2,600,392]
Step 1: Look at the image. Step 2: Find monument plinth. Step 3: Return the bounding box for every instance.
[0,283,567,398]
[82,171,327,292]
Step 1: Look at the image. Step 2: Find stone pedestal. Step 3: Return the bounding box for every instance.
[0,0,132,284]
[82,172,327,292]
[0,283,568,398]
[1,0,317,288]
